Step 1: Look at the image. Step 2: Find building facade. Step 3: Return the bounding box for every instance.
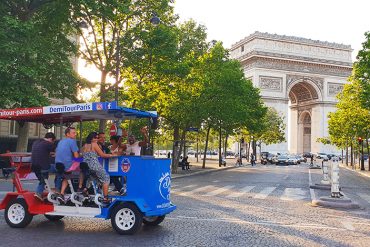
[230,32,353,154]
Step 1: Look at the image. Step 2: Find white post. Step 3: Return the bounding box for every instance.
[321,160,330,185]
[331,157,341,198]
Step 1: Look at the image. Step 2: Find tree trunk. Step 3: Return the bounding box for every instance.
[224,134,228,159]
[346,140,348,166]
[246,142,250,162]
[16,122,30,152]
[202,125,211,169]
[183,130,187,158]
[367,134,369,171]
[218,126,222,166]
[99,71,108,132]
[350,141,353,169]
[171,127,180,172]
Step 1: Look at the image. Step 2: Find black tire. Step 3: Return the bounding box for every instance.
[111,202,143,235]
[5,198,33,228]
[44,215,64,221]
[143,215,166,226]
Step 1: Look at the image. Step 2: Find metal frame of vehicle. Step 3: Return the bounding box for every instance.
[0,101,176,235]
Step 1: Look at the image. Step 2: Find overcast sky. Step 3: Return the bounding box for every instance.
[174,0,369,60]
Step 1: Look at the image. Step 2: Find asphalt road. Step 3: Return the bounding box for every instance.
[1,164,370,247]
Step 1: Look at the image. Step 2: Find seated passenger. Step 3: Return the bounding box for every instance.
[81,132,113,203]
[109,135,124,155]
[121,127,149,155]
[55,127,79,202]
[31,132,56,200]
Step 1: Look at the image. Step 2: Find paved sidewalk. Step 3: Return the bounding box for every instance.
[171,157,247,179]
[340,162,370,179]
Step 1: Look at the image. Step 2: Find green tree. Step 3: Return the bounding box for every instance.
[0,0,85,151]
[257,107,286,146]
[71,0,175,132]
[353,32,370,109]
[194,43,266,167]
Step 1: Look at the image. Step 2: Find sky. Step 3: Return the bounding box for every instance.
[174,0,369,59]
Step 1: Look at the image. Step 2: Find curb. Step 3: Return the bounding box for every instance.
[172,166,238,179]
[340,164,370,179]
[312,196,360,209]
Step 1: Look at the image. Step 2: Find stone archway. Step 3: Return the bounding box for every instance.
[299,112,312,153]
[288,80,321,154]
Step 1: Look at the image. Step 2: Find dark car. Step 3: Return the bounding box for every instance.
[276,155,289,166]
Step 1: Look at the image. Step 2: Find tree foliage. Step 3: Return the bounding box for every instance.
[0,0,84,108]
[354,32,370,109]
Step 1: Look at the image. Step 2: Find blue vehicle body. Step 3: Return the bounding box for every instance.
[97,155,176,219]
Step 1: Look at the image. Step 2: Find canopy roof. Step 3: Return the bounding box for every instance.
[0,101,157,124]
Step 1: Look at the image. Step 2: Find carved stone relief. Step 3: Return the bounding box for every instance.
[287,74,324,91]
[327,82,344,96]
[243,57,352,77]
[259,76,282,91]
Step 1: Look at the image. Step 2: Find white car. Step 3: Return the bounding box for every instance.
[287,156,299,165]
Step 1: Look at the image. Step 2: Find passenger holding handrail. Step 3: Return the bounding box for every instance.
[82,132,113,203]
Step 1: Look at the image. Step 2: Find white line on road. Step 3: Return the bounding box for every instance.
[341,220,355,231]
[205,185,234,196]
[357,193,370,204]
[166,216,345,231]
[280,188,307,201]
[171,184,197,192]
[177,185,215,196]
[308,169,316,201]
[226,186,255,198]
[254,187,276,199]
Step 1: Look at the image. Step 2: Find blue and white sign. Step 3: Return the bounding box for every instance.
[92,101,117,111]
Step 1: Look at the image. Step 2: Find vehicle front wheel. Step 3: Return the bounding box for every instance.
[143,215,166,226]
[44,215,64,221]
[111,202,143,235]
[5,198,33,228]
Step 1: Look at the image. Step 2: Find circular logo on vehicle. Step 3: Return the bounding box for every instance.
[121,158,131,173]
[159,172,171,200]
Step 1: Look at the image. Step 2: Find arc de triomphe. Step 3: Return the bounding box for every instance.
[230,32,353,154]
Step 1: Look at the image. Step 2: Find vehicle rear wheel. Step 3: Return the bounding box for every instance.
[44,215,64,221]
[5,198,33,228]
[111,202,143,235]
[143,215,165,226]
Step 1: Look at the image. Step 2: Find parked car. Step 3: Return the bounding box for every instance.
[287,155,299,165]
[276,155,289,166]
[315,153,329,161]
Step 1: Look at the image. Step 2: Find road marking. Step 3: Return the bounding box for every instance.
[357,193,370,204]
[226,186,255,198]
[171,184,196,192]
[167,216,345,231]
[254,187,276,199]
[177,185,215,196]
[341,220,355,231]
[308,169,316,201]
[205,185,234,196]
[280,188,307,201]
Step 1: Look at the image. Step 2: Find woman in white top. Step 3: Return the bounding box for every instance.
[109,135,124,155]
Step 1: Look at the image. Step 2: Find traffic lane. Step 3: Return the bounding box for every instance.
[172,168,370,246]
[1,209,369,247]
[174,164,310,188]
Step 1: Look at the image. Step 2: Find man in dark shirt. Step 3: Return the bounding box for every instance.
[31,132,56,200]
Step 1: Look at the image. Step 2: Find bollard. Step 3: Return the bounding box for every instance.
[321,160,330,185]
[331,157,341,198]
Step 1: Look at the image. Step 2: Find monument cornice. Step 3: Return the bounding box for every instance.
[232,31,352,51]
[236,50,353,68]
[242,57,352,77]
